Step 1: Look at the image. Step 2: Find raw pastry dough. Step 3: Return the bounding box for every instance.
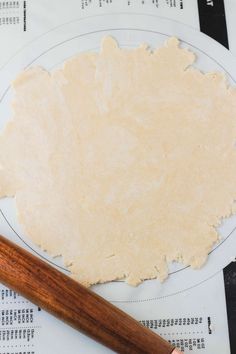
[1,37,236,286]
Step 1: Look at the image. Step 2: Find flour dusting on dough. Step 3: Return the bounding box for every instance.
[1,37,236,286]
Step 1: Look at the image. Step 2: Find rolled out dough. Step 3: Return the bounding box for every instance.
[1,37,236,286]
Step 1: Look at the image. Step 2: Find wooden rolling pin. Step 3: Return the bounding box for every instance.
[0,234,182,354]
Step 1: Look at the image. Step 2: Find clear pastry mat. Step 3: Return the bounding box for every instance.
[0,4,236,354]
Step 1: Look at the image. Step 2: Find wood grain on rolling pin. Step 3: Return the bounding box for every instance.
[0,234,177,354]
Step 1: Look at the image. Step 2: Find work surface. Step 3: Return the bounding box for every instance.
[0,1,236,353]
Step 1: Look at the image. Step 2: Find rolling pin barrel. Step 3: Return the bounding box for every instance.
[0,234,178,354]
